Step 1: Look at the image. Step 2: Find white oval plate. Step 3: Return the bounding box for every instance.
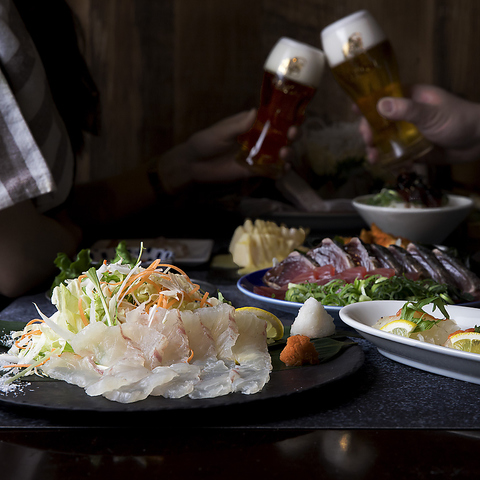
[339,300,480,384]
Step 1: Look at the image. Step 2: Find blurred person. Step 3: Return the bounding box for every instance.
[358,84,480,165]
[0,0,298,299]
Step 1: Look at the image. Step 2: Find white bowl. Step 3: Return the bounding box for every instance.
[339,300,480,384]
[352,194,473,244]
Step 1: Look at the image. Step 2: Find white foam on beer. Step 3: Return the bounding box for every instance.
[264,37,325,87]
[321,10,386,67]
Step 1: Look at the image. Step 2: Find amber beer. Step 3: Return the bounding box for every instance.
[321,10,432,167]
[237,37,325,178]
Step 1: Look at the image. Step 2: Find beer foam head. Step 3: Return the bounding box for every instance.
[321,10,386,67]
[264,37,325,87]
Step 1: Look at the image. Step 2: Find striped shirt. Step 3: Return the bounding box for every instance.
[0,0,74,213]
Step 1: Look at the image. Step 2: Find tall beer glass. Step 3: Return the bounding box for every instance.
[236,37,325,178]
[321,10,432,167]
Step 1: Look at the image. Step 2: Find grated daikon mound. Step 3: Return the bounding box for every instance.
[290,297,335,338]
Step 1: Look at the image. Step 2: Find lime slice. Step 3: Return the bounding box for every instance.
[445,331,480,353]
[235,307,284,341]
[380,319,418,337]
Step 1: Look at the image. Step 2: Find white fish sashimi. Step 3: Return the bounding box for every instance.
[69,322,138,367]
[102,364,200,403]
[42,352,102,388]
[231,310,272,395]
[151,363,201,399]
[148,308,191,365]
[181,308,235,399]
[188,359,233,399]
[195,303,239,363]
[85,359,150,397]
[38,302,272,402]
[103,367,179,403]
[180,309,217,364]
[120,322,168,370]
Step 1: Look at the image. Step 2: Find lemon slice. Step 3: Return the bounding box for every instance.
[445,331,480,353]
[235,307,284,341]
[380,319,418,337]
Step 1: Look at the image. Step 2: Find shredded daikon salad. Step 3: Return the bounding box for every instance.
[0,258,272,403]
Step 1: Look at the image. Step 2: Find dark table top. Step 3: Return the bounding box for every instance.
[1,261,480,478]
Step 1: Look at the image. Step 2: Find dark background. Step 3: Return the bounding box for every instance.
[67,0,480,193]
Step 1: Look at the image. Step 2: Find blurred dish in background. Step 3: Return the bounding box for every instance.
[90,238,214,266]
[353,194,474,244]
[229,218,308,274]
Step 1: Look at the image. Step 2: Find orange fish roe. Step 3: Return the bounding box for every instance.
[280,334,319,367]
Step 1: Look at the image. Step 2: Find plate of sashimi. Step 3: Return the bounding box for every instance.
[238,237,480,319]
[0,259,363,412]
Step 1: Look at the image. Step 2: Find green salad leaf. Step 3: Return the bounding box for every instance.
[285,274,466,307]
[362,188,403,206]
[49,248,93,296]
[399,297,450,333]
[49,241,136,296]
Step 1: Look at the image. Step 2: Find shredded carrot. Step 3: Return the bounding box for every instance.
[188,284,200,297]
[199,291,210,307]
[15,330,42,349]
[164,297,178,309]
[25,319,45,327]
[187,349,194,363]
[156,293,165,308]
[119,266,160,297]
[156,263,191,280]
[3,364,32,369]
[78,297,89,326]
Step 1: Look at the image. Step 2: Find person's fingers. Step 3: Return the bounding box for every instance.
[377,96,441,132]
[189,109,257,157]
[365,145,379,164]
[279,146,294,162]
[192,153,253,183]
[358,117,374,145]
[214,109,257,139]
[286,125,301,142]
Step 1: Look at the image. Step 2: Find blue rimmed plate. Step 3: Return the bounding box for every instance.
[237,268,480,322]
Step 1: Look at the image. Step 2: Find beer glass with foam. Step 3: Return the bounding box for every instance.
[321,10,432,167]
[236,37,325,178]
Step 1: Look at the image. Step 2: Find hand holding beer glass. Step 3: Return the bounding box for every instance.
[321,10,432,168]
[236,37,325,178]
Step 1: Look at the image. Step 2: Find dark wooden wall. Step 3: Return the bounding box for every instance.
[67,0,480,190]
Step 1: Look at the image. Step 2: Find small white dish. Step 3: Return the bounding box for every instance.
[90,239,214,266]
[352,194,473,244]
[340,300,480,384]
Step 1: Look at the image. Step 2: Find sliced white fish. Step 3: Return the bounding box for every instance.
[148,308,191,365]
[231,309,272,395]
[103,366,179,403]
[195,303,239,363]
[85,358,150,397]
[42,352,102,388]
[189,359,233,399]
[180,309,217,364]
[120,322,168,370]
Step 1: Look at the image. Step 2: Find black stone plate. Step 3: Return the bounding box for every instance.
[0,345,364,412]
